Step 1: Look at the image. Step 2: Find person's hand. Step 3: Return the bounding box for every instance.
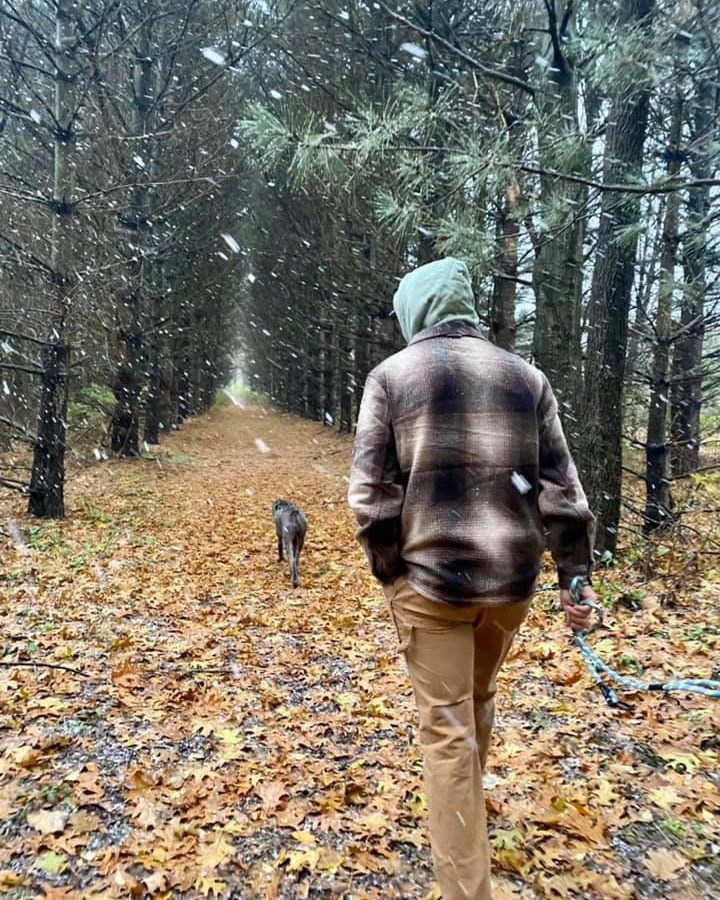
[559,583,598,633]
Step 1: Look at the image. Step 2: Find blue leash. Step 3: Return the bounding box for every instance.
[570,576,720,707]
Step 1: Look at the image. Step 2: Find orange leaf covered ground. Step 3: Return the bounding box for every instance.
[1,405,719,898]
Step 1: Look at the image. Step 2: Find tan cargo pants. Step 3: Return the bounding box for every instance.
[385,577,531,900]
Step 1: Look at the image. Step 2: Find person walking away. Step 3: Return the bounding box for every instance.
[348,257,597,899]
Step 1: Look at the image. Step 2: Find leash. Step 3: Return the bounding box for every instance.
[569,576,720,707]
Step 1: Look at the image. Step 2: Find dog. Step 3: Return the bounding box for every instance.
[272,500,308,588]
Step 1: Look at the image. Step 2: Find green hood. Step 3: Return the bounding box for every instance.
[392,257,479,343]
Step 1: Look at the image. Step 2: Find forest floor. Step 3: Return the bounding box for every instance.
[1,403,719,899]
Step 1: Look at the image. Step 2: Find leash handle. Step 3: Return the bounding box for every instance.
[569,575,604,630]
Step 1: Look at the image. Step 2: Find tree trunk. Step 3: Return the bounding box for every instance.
[669,72,715,476]
[489,175,519,351]
[322,322,336,425]
[110,21,153,456]
[144,262,166,444]
[581,0,656,556]
[169,324,187,425]
[626,200,663,382]
[338,310,353,432]
[354,311,371,423]
[110,322,142,456]
[531,4,588,436]
[144,328,163,446]
[187,323,203,414]
[306,323,323,421]
[145,393,161,444]
[177,357,191,422]
[28,345,69,518]
[644,44,686,531]
[28,0,75,518]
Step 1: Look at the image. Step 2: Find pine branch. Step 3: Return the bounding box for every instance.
[276,137,720,196]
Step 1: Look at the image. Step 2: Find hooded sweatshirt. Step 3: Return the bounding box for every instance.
[393,257,480,343]
[348,258,594,604]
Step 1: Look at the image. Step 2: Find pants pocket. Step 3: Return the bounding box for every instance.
[387,596,413,653]
[382,579,399,602]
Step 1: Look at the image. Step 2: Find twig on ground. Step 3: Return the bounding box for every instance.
[0,660,88,676]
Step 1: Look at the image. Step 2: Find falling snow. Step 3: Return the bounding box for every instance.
[400,42,428,60]
[0,5,718,896]
[221,233,241,253]
[200,46,226,66]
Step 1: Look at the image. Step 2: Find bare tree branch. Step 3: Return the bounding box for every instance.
[380,3,536,96]
[0,361,42,376]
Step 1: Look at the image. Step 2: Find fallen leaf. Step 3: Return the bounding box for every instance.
[255,779,287,815]
[35,697,69,714]
[199,832,234,869]
[35,851,67,874]
[291,829,317,845]
[645,848,687,881]
[113,867,142,894]
[40,887,77,900]
[648,784,682,811]
[143,870,169,894]
[284,847,320,873]
[596,779,620,806]
[0,870,23,887]
[195,875,226,896]
[10,746,40,768]
[26,807,69,835]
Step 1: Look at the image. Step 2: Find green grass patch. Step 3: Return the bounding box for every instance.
[168,451,193,465]
[26,524,62,553]
[215,381,271,408]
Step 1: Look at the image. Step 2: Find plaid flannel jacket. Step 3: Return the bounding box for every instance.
[348,322,595,604]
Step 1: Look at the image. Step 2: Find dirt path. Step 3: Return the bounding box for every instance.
[1,406,718,898]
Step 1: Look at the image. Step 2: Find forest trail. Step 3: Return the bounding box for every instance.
[1,405,718,899]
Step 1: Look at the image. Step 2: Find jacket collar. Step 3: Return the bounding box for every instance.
[408,320,485,346]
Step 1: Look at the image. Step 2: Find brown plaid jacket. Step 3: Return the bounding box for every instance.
[348,322,595,604]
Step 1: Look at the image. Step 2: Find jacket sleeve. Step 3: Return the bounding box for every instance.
[348,372,405,584]
[536,373,596,588]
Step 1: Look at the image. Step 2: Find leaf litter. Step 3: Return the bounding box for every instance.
[0,406,719,898]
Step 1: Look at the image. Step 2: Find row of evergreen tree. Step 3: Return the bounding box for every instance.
[1,1,719,562]
[237,0,720,556]
[0,0,256,515]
